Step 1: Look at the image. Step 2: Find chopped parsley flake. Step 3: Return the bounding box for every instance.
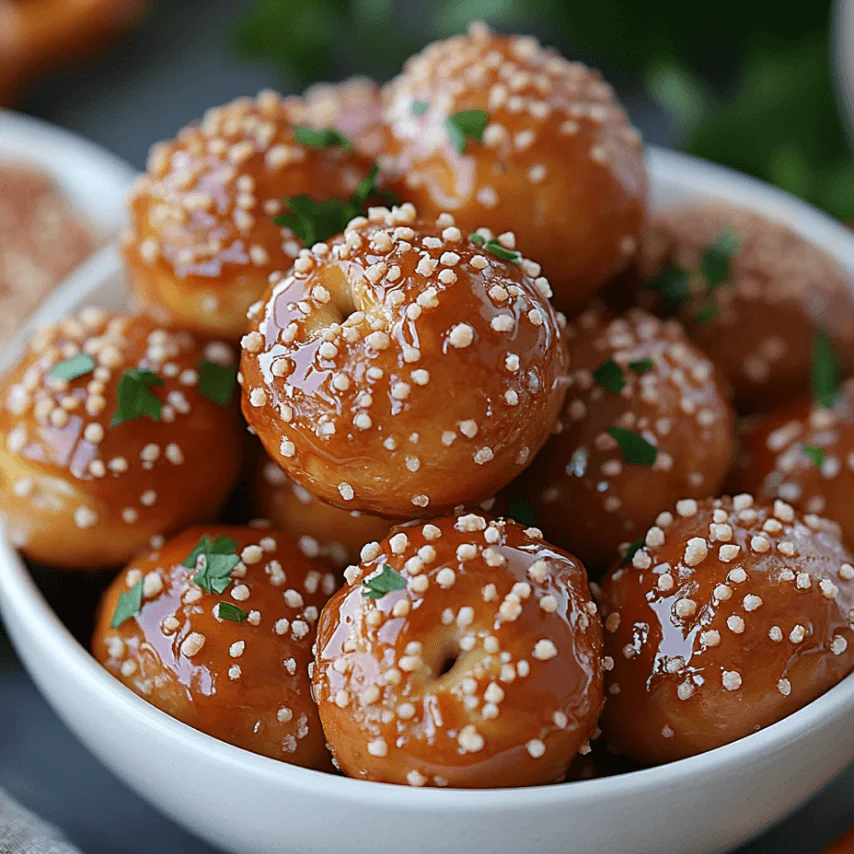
[444,109,488,153]
[620,538,644,566]
[111,578,144,629]
[507,494,537,527]
[691,300,720,324]
[606,426,658,466]
[361,564,406,599]
[50,353,95,381]
[411,100,429,115]
[802,444,826,468]
[628,358,654,375]
[648,263,690,312]
[292,125,351,150]
[700,228,739,288]
[811,328,839,410]
[274,163,398,247]
[183,535,241,595]
[111,369,164,426]
[198,359,237,406]
[593,358,626,393]
[218,602,249,623]
[468,232,520,264]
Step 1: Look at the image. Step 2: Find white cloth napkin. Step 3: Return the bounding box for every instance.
[0,791,81,854]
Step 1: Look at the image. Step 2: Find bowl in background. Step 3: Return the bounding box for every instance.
[2,148,854,854]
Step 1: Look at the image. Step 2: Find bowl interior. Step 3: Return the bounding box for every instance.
[3,146,854,816]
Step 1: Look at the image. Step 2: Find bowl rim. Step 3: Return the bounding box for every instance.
[3,145,854,811]
[0,109,136,235]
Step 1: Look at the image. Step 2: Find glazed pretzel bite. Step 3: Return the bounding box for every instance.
[599,495,854,765]
[313,515,604,788]
[252,452,393,569]
[239,203,568,518]
[382,22,648,313]
[517,306,735,570]
[123,90,374,339]
[637,203,854,413]
[290,77,389,160]
[827,828,854,853]
[730,382,854,546]
[92,525,337,769]
[0,310,243,569]
[0,0,146,105]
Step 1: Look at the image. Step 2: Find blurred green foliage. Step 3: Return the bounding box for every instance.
[234,0,854,220]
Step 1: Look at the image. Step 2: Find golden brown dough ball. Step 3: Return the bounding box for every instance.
[239,203,568,518]
[382,22,648,313]
[0,309,243,569]
[636,203,854,413]
[599,495,854,765]
[123,90,376,339]
[517,306,735,570]
[313,514,603,788]
[93,525,337,769]
[826,827,854,853]
[729,382,854,547]
[290,77,389,160]
[252,453,393,569]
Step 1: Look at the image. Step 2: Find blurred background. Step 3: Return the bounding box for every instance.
[6,0,854,220]
[2,1,854,851]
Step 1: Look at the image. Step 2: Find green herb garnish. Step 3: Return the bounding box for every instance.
[649,230,739,321]
[691,300,720,324]
[507,494,537,527]
[593,358,626,393]
[411,100,429,115]
[648,263,690,312]
[802,444,826,469]
[218,602,249,623]
[606,426,658,466]
[198,359,238,406]
[183,535,241,595]
[292,125,351,150]
[361,564,406,599]
[111,369,164,426]
[444,109,488,153]
[699,229,739,288]
[468,232,521,264]
[274,164,398,247]
[111,579,144,629]
[620,538,644,566]
[50,353,95,382]
[811,328,839,410]
[628,358,654,375]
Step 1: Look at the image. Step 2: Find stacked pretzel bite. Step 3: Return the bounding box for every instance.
[3,19,854,791]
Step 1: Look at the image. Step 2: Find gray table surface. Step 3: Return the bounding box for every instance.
[1,1,853,850]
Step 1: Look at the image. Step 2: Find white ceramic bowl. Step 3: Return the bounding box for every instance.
[2,148,854,854]
[0,109,135,236]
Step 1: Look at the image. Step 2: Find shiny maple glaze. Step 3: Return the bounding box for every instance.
[635,203,854,413]
[239,203,568,518]
[290,77,390,161]
[827,827,854,853]
[92,525,338,770]
[517,305,735,571]
[251,450,394,569]
[382,22,648,314]
[0,310,243,569]
[599,495,854,765]
[730,382,854,548]
[123,90,376,339]
[313,514,603,788]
